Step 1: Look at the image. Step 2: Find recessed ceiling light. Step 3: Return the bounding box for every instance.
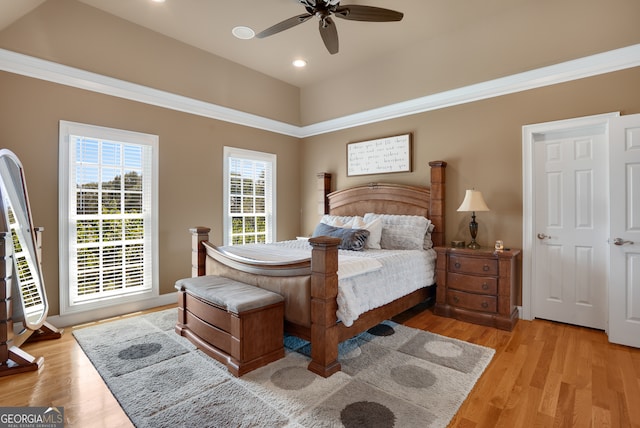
[232,26,255,40]
[151,0,165,3]
[292,59,307,68]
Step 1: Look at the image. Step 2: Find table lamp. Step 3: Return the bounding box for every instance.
[457,189,490,249]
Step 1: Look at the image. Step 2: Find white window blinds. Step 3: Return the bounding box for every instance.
[59,121,158,313]
[223,147,276,245]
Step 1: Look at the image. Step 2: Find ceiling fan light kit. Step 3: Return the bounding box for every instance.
[255,0,403,55]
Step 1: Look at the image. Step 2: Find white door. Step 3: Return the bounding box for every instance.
[608,114,640,347]
[531,123,609,330]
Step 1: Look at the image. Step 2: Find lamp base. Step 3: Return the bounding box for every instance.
[467,212,481,249]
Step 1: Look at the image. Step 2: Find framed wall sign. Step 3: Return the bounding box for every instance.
[347,133,412,176]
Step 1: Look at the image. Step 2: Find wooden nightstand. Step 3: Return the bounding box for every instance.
[434,246,520,331]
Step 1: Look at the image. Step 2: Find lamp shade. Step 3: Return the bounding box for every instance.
[457,190,490,212]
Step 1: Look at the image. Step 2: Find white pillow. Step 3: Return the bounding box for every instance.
[320,215,356,228]
[424,222,435,250]
[321,215,382,249]
[351,216,383,249]
[363,213,429,250]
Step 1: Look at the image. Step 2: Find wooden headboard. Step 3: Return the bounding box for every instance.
[317,161,447,248]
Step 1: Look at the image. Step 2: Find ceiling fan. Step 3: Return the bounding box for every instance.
[255,0,404,55]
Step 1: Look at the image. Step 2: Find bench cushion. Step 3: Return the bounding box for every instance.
[175,275,284,314]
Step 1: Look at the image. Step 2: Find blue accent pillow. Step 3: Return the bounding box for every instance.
[312,223,370,251]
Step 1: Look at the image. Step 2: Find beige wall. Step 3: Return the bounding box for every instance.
[0,71,300,315]
[0,0,301,125]
[300,67,640,301]
[1,1,640,314]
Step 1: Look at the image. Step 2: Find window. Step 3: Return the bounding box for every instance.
[59,121,158,314]
[223,147,276,245]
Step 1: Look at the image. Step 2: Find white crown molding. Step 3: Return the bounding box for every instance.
[301,44,640,137]
[2,44,640,138]
[0,48,301,137]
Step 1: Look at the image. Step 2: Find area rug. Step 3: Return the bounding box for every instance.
[73,309,495,427]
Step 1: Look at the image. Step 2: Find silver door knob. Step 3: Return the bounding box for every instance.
[613,238,634,246]
[537,233,549,240]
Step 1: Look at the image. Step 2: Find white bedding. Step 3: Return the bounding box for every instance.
[336,247,436,326]
[218,240,436,327]
[219,240,382,280]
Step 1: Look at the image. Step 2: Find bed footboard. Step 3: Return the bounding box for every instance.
[189,228,343,376]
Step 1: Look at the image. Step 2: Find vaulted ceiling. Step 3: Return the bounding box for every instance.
[1,0,639,129]
[0,0,530,88]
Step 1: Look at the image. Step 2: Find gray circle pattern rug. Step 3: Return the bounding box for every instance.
[72,309,495,427]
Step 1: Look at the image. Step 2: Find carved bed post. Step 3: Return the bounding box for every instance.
[428,161,447,248]
[182,227,211,330]
[317,172,332,215]
[307,236,341,377]
[189,227,211,277]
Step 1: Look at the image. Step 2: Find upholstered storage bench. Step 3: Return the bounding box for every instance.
[175,275,285,376]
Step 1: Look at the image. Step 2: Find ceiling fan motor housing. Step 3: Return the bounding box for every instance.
[257,0,404,54]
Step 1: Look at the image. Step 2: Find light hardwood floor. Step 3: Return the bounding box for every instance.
[1,304,639,427]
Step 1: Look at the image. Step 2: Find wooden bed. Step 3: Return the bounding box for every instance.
[186,160,446,377]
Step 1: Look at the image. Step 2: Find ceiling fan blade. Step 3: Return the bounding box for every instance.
[334,5,403,22]
[319,17,339,55]
[255,13,313,38]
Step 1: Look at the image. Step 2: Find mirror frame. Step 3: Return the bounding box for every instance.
[0,149,61,377]
[0,149,49,330]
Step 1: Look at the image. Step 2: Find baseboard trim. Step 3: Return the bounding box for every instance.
[47,292,177,328]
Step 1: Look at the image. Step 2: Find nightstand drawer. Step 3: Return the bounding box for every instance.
[447,290,497,313]
[448,272,497,295]
[435,246,520,330]
[449,255,498,276]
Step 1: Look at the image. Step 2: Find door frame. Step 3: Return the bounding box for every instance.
[521,111,620,323]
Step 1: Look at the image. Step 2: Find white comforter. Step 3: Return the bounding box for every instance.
[218,240,437,327]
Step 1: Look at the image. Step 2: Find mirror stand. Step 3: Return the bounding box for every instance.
[0,149,64,377]
[22,323,63,343]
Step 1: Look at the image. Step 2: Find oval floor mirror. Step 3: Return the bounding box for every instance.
[0,149,62,377]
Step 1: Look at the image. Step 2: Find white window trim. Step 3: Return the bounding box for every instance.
[58,120,159,315]
[223,146,276,246]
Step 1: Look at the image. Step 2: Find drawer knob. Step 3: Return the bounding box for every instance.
[453,296,459,303]
[482,283,489,290]
[481,301,489,309]
[483,265,490,271]
[454,262,461,269]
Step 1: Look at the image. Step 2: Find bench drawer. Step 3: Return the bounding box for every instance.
[176,287,285,376]
[185,292,231,333]
[185,309,232,355]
